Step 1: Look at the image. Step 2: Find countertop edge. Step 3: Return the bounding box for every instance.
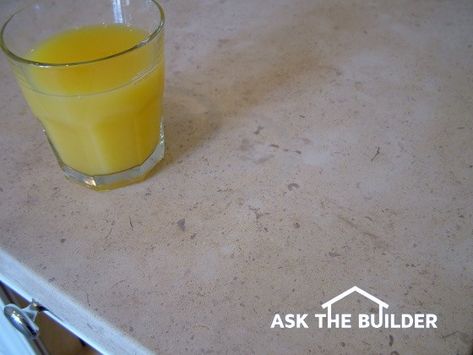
[0,249,152,355]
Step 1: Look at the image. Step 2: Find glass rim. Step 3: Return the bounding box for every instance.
[0,0,165,68]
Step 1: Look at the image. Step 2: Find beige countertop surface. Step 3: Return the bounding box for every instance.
[1,0,472,354]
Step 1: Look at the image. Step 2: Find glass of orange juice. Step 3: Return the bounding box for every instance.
[0,0,165,190]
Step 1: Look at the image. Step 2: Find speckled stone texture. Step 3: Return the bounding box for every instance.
[1,0,472,354]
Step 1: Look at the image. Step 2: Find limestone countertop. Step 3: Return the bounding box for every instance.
[1,0,472,354]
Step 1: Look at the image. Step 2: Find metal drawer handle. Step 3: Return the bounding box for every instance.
[3,300,46,339]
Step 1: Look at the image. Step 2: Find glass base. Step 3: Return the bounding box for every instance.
[53,121,165,190]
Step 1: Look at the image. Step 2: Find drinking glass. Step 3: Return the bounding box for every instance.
[1,0,165,190]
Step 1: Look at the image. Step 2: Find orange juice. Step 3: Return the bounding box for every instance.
[18,24,164,175]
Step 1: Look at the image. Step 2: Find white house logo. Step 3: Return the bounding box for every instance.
[271,286,438,329]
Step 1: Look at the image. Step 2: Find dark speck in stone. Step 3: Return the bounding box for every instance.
[60,238,66,243]
[288,183,300,191]
[190,233,196,240]
[269,144,279,148]
[253,125,263,135]
[256,155,273,164]
[293,222,300,229]
[177,218,186,231]
[370,146,380,161]
[218,38,230,47]
[301,138,312,144]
